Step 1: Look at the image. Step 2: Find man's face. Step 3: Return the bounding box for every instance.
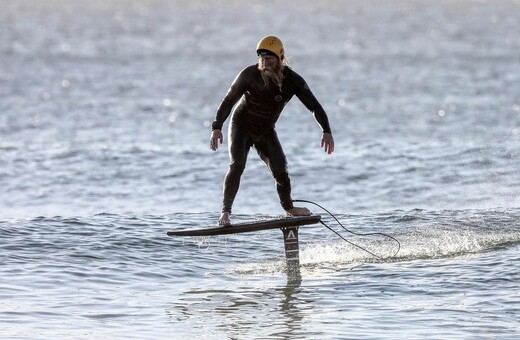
[259,55,279,69]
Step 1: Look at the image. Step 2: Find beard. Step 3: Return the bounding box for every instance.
[259,63,284,91]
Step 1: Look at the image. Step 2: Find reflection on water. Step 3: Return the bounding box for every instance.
[168,276,309,338]
[276,280,306,338]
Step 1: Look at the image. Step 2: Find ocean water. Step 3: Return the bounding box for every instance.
[1,0,520,338]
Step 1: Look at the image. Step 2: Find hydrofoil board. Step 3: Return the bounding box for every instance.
[167,214,321,237]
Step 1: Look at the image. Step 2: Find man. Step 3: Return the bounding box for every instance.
[210,35,334,225]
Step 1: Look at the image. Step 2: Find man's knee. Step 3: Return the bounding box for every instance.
[228,161,246,175]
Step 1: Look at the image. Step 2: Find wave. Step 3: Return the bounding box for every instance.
[2,208,519,275]
[230,207,520,274]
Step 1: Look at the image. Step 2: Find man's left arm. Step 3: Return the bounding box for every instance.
[293,73,335,154]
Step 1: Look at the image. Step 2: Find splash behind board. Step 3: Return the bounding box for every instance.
[167,214,321,237]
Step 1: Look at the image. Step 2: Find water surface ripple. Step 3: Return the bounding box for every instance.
[2,0,520,338]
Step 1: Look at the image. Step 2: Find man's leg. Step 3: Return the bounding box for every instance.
[220,123,252,224]
[255,129,310,216]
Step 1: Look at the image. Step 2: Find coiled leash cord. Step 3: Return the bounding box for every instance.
[293,199,401,259]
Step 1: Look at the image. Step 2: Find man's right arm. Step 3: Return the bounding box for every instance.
[211,67,250,131]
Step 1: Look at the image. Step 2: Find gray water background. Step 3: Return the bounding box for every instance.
[1,0,520,338]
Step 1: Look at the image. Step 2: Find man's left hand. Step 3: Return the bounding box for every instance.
[321,133,335,154]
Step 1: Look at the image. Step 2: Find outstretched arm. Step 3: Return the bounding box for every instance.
[210,67,250,152]
[211,67,250,132]
[292,71,334,154]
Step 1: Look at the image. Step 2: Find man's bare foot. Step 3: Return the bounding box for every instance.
[285,206,311,216]
[218,212,231,226]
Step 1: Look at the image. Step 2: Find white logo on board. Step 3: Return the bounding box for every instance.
[285,230,297,240]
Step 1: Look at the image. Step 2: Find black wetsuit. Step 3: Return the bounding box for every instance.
[212,64,332,213]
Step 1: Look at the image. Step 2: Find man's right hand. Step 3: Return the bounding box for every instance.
[210,129,223,151]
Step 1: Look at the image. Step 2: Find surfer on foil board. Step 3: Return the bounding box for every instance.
[210,36,335,225]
